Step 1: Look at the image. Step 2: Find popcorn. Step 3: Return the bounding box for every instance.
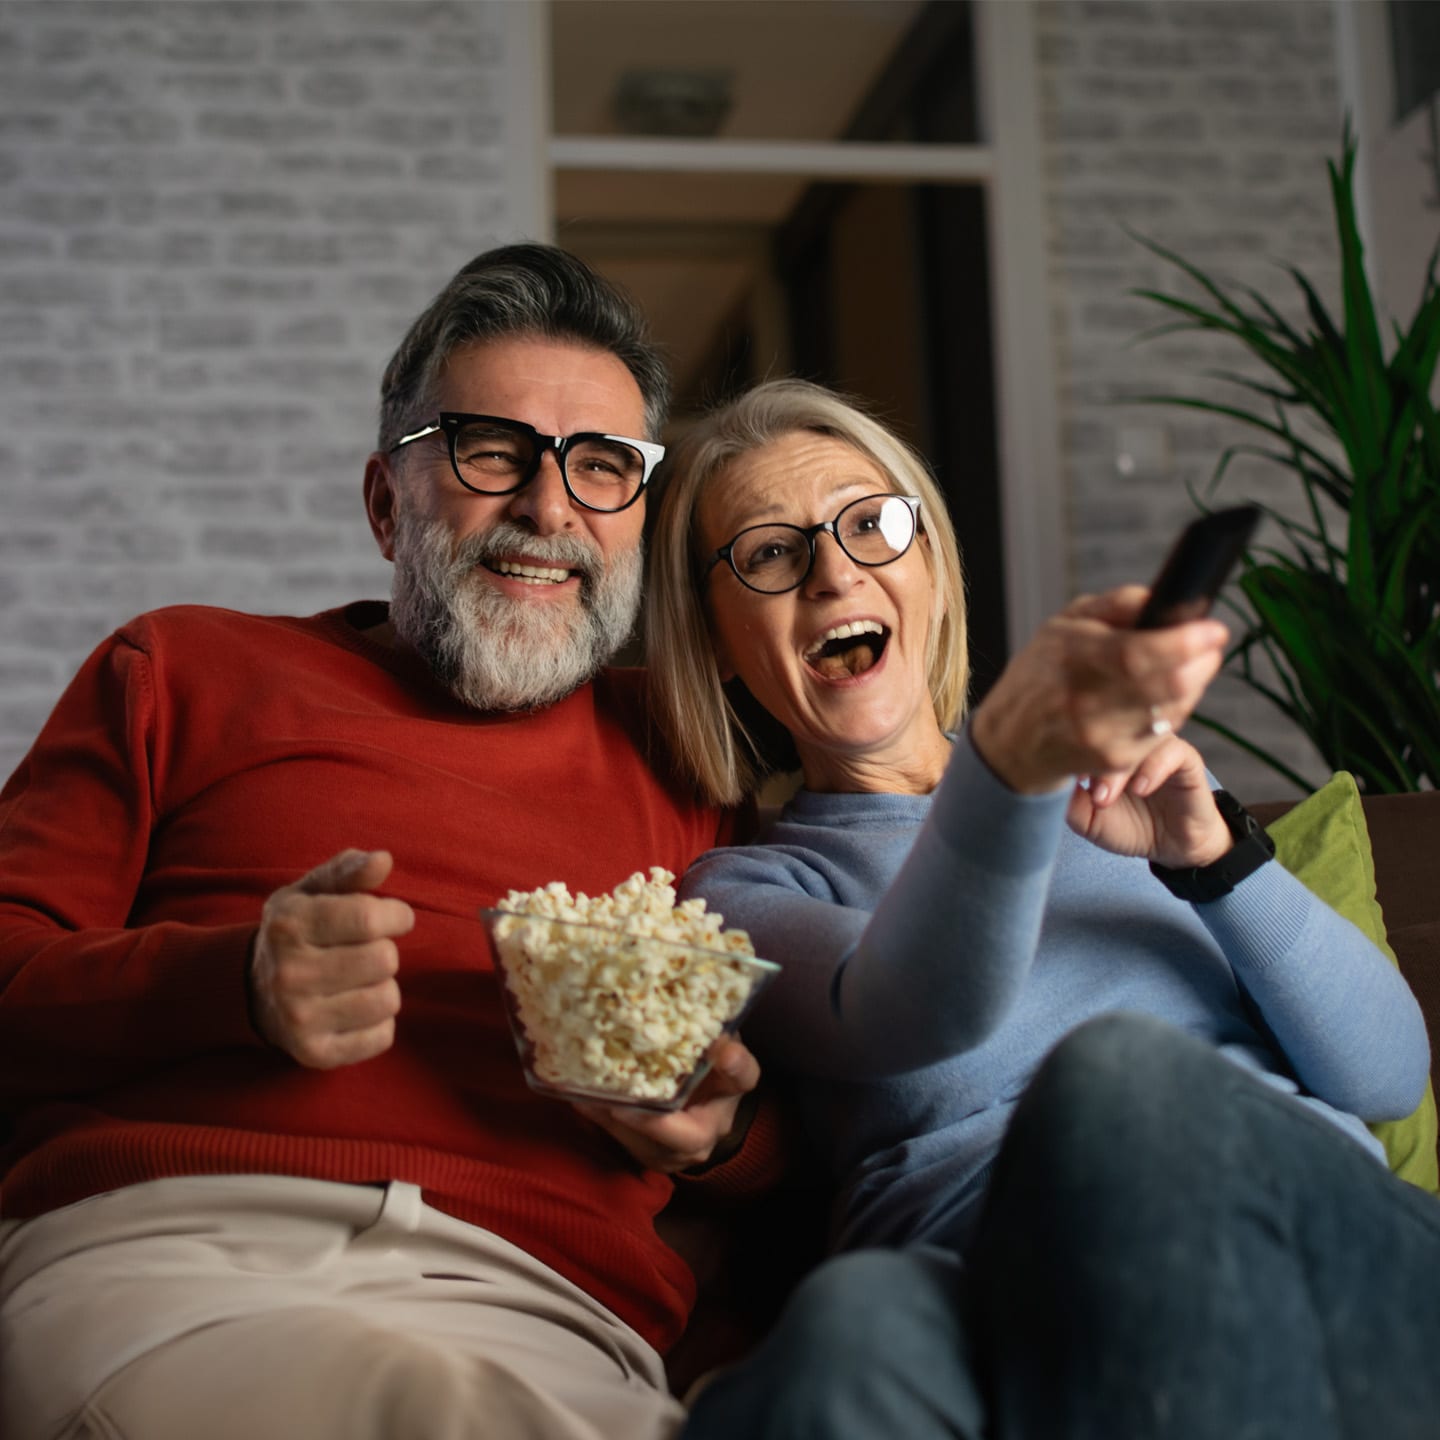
[489,868,768,1104]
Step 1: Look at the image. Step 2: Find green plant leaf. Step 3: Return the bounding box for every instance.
[1188,713,1318,795]
[1128,129,1440,793]
[1127,394,1350,495]
[1330,139,1391,468]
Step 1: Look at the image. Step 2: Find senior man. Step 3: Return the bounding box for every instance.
[0,245,764,1440]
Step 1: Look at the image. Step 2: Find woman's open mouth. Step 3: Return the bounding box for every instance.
[803,621,889,679]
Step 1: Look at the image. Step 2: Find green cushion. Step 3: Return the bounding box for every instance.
[1265,771,1439,1194]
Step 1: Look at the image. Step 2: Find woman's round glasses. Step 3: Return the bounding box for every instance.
[705,493,922,595]
[389,412,665,514]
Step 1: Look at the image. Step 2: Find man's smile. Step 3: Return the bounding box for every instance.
[486,558,577,586]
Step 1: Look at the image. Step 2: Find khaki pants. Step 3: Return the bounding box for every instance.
[0,1175,687,1440]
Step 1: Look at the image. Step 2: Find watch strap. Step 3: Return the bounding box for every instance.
[1149,789,1277,903]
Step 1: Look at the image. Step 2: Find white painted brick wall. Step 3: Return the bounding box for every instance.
[0,0,1361,804]
[1036,0,1343,800]
[0,0,527,778]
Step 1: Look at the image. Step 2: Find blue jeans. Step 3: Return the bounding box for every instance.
[682,1013,1440,1439]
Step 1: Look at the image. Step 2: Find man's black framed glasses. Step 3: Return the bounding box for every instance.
[705,493,922,595]
[389,412,665,514]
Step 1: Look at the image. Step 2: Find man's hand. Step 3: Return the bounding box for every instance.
[572,1037,761,1173]
[249,849,415,1069]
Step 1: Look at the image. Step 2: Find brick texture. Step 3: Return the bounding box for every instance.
[0,0,1364,803]
[0,0,523,778]
[1035,0,1343,800]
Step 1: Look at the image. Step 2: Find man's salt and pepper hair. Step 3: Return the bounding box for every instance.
[377,243,671,452]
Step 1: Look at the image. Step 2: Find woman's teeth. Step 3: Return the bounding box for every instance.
[804,620,885,663]
[805,621,887,679]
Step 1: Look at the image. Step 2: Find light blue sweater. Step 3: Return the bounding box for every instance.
[680,735,1430,1255]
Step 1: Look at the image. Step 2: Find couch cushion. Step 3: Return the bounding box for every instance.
[1258,772,1438,1193]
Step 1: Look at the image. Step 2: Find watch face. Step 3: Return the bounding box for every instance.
[1212,788,1245,829]
[1152,790,1275,900]
[1213,790,1275,854]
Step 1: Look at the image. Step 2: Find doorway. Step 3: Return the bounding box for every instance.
[551,0,1006,694]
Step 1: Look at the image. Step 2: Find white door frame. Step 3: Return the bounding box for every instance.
[502,0,554,244]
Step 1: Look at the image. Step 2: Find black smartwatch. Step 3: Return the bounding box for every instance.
[1149,789,1276,903]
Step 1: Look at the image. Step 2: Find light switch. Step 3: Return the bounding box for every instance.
[1115,425,1172,477]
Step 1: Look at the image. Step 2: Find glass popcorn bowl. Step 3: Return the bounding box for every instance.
[481,908,780,1111]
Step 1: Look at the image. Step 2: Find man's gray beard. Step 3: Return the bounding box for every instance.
[388,511,643,712]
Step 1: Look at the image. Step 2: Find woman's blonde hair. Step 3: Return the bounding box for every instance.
[646,378,969,807]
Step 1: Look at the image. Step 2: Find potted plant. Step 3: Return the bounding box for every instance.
[1130,128,1440,794]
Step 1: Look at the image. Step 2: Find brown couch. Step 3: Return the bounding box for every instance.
[666,786,1440,1395]
[1249,789,1440,1106]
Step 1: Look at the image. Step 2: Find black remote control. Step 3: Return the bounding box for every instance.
[1133,505,1261,630]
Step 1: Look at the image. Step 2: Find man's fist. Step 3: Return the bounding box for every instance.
[249,849,415,1069]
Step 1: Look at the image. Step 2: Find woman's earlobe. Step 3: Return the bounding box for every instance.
[705,611,738,682]
[708,626,738,683]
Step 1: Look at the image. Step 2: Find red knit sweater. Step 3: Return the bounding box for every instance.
[0,602,758,1351]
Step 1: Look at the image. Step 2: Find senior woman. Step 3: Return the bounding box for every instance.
[646,379,1440,1440]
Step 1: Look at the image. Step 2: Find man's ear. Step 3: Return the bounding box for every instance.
[364,452,400,560]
